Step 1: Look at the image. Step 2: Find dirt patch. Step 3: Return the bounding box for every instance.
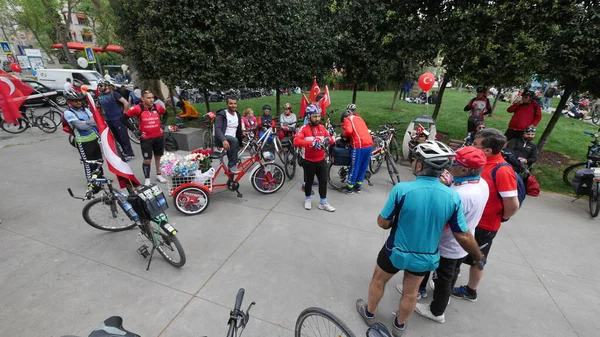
[538,150,570,167]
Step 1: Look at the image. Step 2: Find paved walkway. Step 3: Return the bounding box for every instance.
[1,128,599,337]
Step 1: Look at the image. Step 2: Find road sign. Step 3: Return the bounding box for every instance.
[6,53,16,63]
[84,46,96,64]
[1,41,12,54]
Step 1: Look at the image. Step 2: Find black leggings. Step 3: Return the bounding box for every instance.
[76,140,103,181]
[303,159,327,198]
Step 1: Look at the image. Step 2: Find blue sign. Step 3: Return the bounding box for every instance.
[84,46,96,64]
[1,41,12,54]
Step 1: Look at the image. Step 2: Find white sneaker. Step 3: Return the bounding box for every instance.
[156,175,167,183]
[144,178,151,186]
[304,199,312,210]
[318,203,335,212]
[430,279,435,291]
[414,302,445,323]
[396,284,426,299]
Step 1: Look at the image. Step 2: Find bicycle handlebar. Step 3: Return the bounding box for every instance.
[81,159,104,165]
[234,288,245,310]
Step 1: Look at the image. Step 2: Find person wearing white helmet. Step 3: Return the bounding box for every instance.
[356,140,484,337]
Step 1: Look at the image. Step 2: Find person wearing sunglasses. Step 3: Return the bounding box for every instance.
[504,126,538,171]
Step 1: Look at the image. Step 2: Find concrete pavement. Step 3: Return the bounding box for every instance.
[1,127,599,337]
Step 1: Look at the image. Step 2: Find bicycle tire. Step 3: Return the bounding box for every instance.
[69,134,77,148]
[36,115,57,133]
[386,154,401,185]
[82,196,138,232]
[369,152,383,174]
[203,129,213,148]
[562,162,587,187]
[275,137,286,163]
[1,119,27,134]
[143,222,186,267]
[295,307,356,337]
[165,134,179,152]
[43,110,61,127]
[592,107,600,125]
[327,163,348,190]
[250,162,286,194]
[128,128,140,144]
[284,149,296,179]
[590,182,600,217]
[173,186,210,215]
[390,137,400,163]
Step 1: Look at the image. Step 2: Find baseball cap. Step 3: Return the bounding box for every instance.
[454,146,486,169]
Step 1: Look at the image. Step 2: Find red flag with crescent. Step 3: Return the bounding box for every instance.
[298,94,310,119]
[308,78,320,103]
[0,70,33,124]
[319,85,331,116]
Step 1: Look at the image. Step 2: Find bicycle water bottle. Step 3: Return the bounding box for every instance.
[118,193,139,222]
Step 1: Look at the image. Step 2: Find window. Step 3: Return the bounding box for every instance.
[70,31,76,41]
[82,33,93,42]
[77,14,88,25]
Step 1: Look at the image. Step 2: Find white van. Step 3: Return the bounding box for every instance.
[36,69,103,93]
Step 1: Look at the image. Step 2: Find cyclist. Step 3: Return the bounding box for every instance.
[294,104,335,212]
[506,90,542,141]
[504,126,538,171]
[213,96,243,174]
[63,90,103,185]
[356,140,484,336]
[97,80,134,161]
[278,103,297,140]
[464,87,492,135]
[121,89,168,185]
[347,103,357,114]
[258,104,276,149]
[340,109,373,194]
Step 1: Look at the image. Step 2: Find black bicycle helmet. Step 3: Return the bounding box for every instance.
[521,90,534,97]
[65,90,85,101]
[340,110,351,123]
[262,104,271,111]
[476,86,487,93]
[524,127,536,133]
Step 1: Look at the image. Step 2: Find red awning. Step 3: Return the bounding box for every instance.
[49,42,124,53]
[105,45,124,52]
[77,14,85,19]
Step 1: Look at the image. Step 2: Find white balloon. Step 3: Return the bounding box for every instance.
[121,64,128,72]
[77,57,89,69]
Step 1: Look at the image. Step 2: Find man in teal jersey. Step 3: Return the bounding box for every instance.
[355,140,485,337]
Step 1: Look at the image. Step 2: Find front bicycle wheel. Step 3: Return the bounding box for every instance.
[68,134,77,148]
[203,128,213,148]
[284,149,297,179]
[327,163,348,190]
[386,153,401,185]
[592,107,600,125]
[275,137,286,163]
[43,110,61,126]
[1,118,27,134]
[250,162,286,194]
[295,307,356,337]
[128,128,140,144]
[143,222,186,267]
[590,182,600,217]
[82,195,137,232]
[390,138,400,163]
[173,186,210,215]
[36,115,57,133]
[563,162,587,187]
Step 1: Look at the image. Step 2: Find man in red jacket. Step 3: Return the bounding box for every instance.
[341,110,373,194]
[505,90,542,141]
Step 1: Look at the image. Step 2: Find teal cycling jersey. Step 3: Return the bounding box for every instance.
[380,176,468,272]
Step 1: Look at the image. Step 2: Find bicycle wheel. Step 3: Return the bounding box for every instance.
[562,162,587,187]
[590,182,600,217]
[284,149,297,179]
[128,128,140,144]
[43,110,61,126]
[165,134,179,151]
[369,152,383,174]
[592,107,600,125]
[68,134,77,148]
[173,186,210,215]
[203,128,213,148]
[143,222,186,267]
[295,307,356,337]
[250,162,286,194]
[36,115,57,133]
[386,154,401,185]
[1,118,27,134]
[327,163,348,190]
[82,195,138,232]
[275,137,286,163]
[390,137,400,163]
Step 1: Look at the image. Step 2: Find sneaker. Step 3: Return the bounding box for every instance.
[304,199,312,210]
[429,279,435,291]
[318,203,335,212]
[451,285,477,302]
[391,316,406,337]
[345,186,355,195]
[125,155,135,162]
[414,303,445,323]
[156,175,167,183]
[228,167,240,174]
[144,178,151,186]
[354,186,362,194]
[355,299,376,327]
[396,285,426,299]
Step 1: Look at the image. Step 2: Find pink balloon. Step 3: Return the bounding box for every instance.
[418,72,435,92]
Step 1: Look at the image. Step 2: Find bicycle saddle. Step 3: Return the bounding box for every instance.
[89,316,140,337]
[210,150,227,159]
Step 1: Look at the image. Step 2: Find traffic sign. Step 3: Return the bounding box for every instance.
[6,53,16,63]
[84,46,96,64]
[1,41,12,54]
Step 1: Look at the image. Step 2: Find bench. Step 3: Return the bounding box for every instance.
[169,128,205,151]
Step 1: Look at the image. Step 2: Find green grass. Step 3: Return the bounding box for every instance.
[177,89,595,195]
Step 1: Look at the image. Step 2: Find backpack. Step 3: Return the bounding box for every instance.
[491,162,527,207]
[61,115,74,135]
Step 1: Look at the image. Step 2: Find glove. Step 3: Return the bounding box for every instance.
[474,255,487,270]
[313,138,322,150]
[134,130,143,137]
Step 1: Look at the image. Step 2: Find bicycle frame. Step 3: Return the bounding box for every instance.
[212,151,263,192]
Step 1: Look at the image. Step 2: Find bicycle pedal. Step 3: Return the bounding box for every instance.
[137,245,150,258]
[237,193,243,198]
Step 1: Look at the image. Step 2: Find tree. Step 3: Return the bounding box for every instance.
[3,0,57,57]
[536,0,600,153]
[78,0,117,49]
[39,0,79,67]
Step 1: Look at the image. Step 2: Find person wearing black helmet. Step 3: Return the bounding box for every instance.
[505,126,538,171]
[258,104,276,149]
[505,90,542,141]
[63,90,103,183]
[463,87,492,135]
[98,80,133,161]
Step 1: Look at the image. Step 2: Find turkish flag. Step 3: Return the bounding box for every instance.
[298,94,310,119]
[0,70,33,124]
[85,91,140,189]
[319,85,331,116]
[416,124,425,135]
[308,78,320,103]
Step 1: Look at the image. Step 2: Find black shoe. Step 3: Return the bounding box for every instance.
[354,186,362,194]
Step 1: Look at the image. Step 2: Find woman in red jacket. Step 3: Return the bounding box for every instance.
[506,90,542,141]
[294,104,335,212]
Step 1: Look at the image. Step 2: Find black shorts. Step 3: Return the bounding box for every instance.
[376,246,427,277]
[140,136,164,160]
[463,227,497,265]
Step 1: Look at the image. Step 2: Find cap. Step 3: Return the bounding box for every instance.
[454,146,486,169]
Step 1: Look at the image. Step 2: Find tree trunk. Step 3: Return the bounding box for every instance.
[489,90,501,117]
[276,89,281,117]
[168,87,178,117]
[204,89,211,112]
[537,86,572,153]
[352,83,357,104]
[391,83,400,110]
[431,78,449,121]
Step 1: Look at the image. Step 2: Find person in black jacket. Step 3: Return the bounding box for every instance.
[214,97,243,173]
[505,127,538,170]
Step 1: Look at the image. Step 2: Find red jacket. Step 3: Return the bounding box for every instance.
[294,124,334,162]
[342,115,373,148]
[507,101,542,131]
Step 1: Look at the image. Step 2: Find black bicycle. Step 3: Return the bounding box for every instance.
[1,107,57,133]
[295,307,391,337]
[562,131,600,187]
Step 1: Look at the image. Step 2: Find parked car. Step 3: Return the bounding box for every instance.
[22,79,67,106]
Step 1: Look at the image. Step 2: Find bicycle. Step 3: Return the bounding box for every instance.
[279,121,303,179]
[168,133,286,216]
[202,112,216,148]
[327,141,374,191]
[295,307,391,337]
[1,107,57,133]
[562,131,600,187]
[369,121,403,185]
[562,131,600,217]
[67,159,186,269]
[591,101,600,125]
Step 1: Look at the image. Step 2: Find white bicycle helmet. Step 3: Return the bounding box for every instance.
[413,140,456,169]
[346,103,356,111]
